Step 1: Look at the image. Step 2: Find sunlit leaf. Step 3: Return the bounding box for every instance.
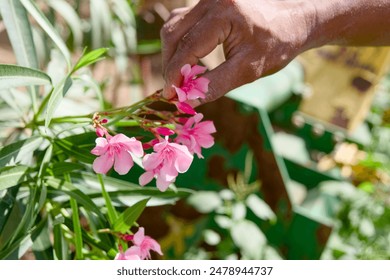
[0,65,51,91]
[0,136,43,167]
[72,48,109,74]
[44,76,72,127]
[0,166,29,191]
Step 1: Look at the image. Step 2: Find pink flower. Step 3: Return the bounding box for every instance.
[175,113,216,158]
[173,64,209,103]
[124,227,163,260]
[91,133,143,175]
[175,101,196,115]
[139,137,193,191]
[115,252,140,260]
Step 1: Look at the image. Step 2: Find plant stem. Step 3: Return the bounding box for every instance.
[97,174,118,225]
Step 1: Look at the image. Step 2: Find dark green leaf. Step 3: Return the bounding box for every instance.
[113,198,149,233]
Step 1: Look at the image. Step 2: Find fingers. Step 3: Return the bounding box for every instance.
[160,1,209,72]
[162,12,230,99]
[188,54,259,107]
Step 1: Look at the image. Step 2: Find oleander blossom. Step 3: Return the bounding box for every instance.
[173,64,209,103]
[115,252,140,260]
[91,133,143,175]
[175,113,216,158]
[139,137,193,191]
[119,227,163,260]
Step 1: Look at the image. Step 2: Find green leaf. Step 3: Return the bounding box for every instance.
[0,0,38,68]
[20,0,71,69]
[113,198,149,233]
[0,166,29,191]
[45,177,105,220]
[98,174,117,225]
[0,64,52,91]
[46,0,83,47]
[54,134,95,164]
[72,48,109,74]
[0,136,43,167]
[44,76,72,127]
[51,162,85,177]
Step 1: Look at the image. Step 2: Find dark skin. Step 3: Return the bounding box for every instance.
[160,0,390,106]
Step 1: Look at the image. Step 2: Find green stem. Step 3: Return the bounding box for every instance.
[65,173,84,260]
[97,174,118,225]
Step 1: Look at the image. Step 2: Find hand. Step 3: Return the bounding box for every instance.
[160,0,314,106]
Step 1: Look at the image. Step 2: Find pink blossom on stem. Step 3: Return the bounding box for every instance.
[124,227,163,260]
[115,252,140,260]
[173,64,209,103]
[175,101,196,115]
[175,113,216,158]
[91,133,144,175]
[154,127,175,136]
[139,137,193,191]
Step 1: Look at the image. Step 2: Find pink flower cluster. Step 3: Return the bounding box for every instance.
[115,227,162,260]
[91,64,215,192]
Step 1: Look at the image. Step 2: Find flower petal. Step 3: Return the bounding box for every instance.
[92,153,114,174]
[180,64,192,79]
[91,137,108,156]
[194,77,210,93]
[189,65,207,77]
[176,102,196,115]
[173,86,188,102]
[139,171,154,186]
[186,88,205,100]
[156,175,173,192]
[133,227,145,245]
[114,149,133,175]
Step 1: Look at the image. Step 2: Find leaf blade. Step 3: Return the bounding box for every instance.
[0,64,52,91]
[113,198,149,233]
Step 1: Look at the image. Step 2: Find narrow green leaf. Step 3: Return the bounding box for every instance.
[47,0,83,47]
[51,162,85,177]
[0,166,29,191]
[44,76,72,127]
[0,0,41,113]
[0,136,43,167]
[20,0,71,69]
[53,223,68,260]
[45,177,105,220]
[113,198,149,233]
[0,64,52,91]
[64,172,83,260]
[72,48,109,74]
[0,0,38,68]
[70,197,83,259]
[0,215,47,260]
[98,174,117,225]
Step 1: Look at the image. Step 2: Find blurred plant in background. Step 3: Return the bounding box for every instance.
[1,0,390,261]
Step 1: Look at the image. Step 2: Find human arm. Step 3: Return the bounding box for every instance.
[160,0,390,105]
